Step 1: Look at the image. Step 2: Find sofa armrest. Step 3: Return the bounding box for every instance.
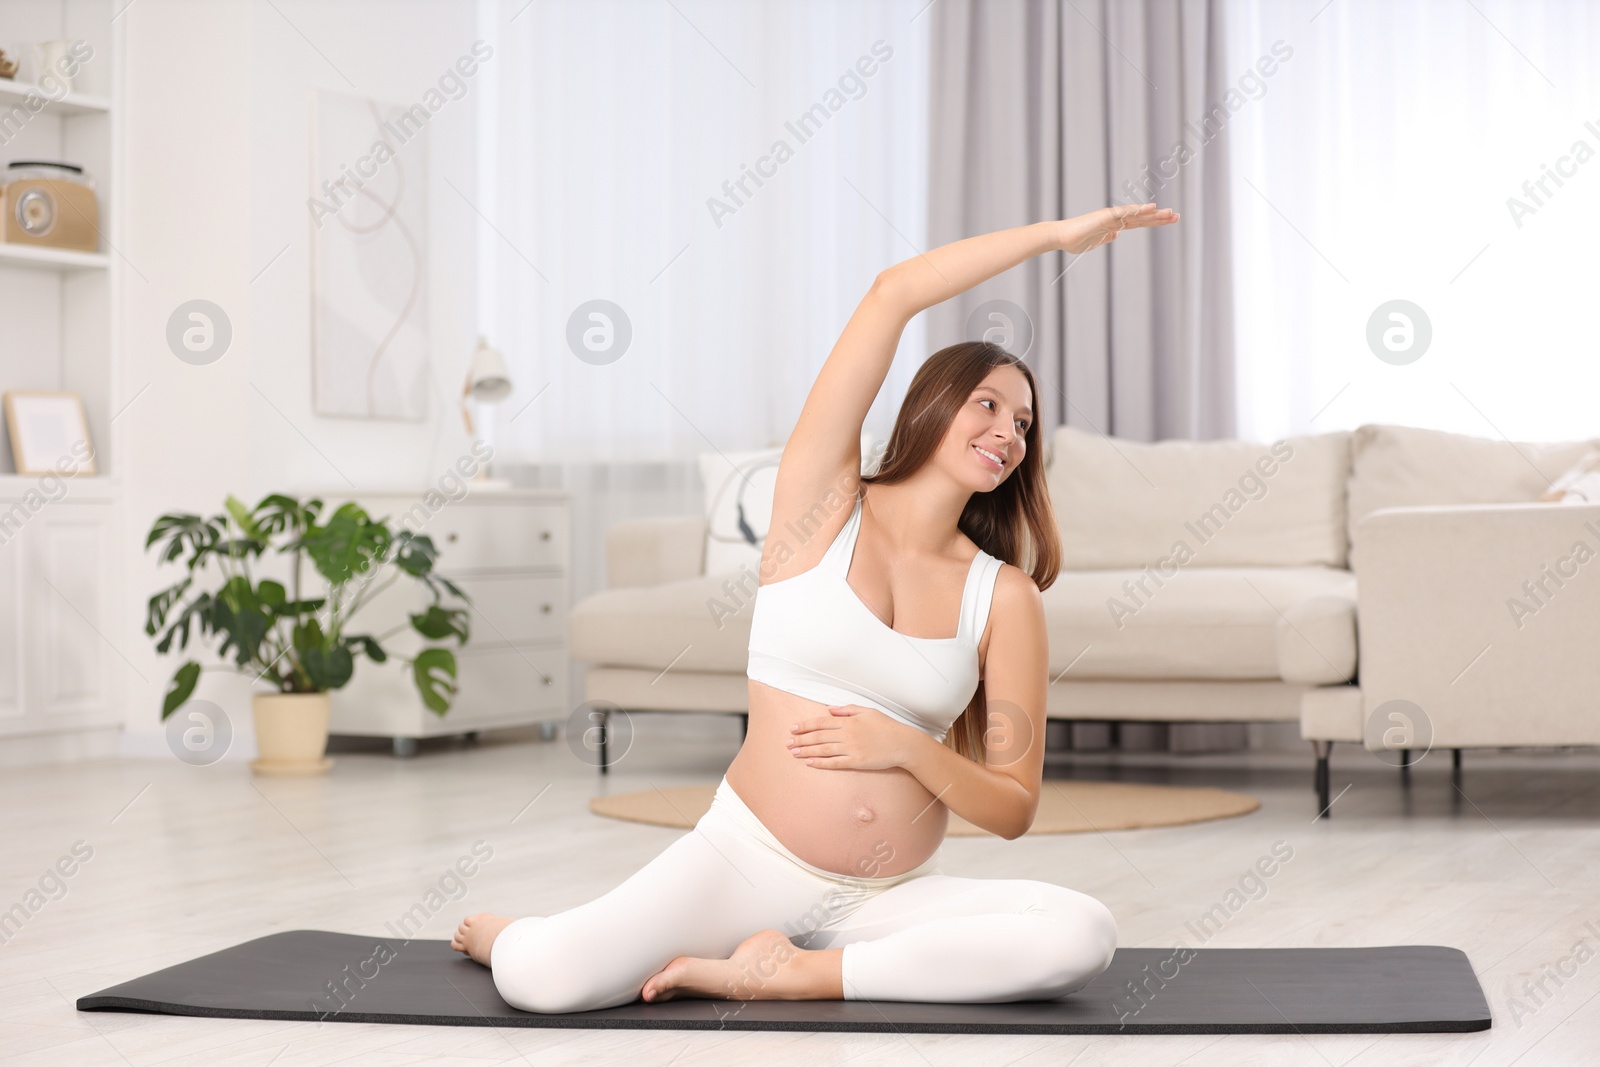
[1354,502,1600,747]
[605,515,707,589]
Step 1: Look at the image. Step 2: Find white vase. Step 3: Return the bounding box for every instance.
[31,40,74,93]
[250,692,334,776]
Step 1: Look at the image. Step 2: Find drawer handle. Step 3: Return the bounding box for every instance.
[539,530,552,541]
[540,603,552,613]
[447,532,459,543]
[542,676,552,685]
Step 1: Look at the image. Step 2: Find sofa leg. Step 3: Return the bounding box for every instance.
[1452,747,1462,789]
[1399,745,1411,787]
[1311,740,1333,818]
[739,713,748,740]
[598,707,610,775]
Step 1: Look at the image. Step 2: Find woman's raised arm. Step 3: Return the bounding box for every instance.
[877,203,1178,318]
[771,204,1177,524]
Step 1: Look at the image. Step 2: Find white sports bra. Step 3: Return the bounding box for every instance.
[746,488,1004,742]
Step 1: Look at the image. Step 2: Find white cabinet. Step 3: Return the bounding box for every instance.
[0,484,118,741]
[0,504,22,727]
[322,489,571,755]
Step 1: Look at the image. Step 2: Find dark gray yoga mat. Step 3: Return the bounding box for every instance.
[77,930,1490,1035]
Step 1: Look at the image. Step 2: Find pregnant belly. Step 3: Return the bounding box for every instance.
[724,680,949,878]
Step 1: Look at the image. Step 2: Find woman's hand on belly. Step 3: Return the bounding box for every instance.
[787,704,921,772]
[732,684,949,877]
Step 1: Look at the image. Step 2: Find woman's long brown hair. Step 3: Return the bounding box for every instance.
[858,341,1060,765]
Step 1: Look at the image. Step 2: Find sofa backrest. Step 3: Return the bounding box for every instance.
[1345,423,1600,571]
[1046,425,1352,570]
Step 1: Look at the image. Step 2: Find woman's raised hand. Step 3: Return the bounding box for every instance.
[1058,203,1179,255]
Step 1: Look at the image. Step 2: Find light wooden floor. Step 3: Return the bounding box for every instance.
[4,717,1597,1067]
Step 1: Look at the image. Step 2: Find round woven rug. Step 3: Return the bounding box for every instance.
[589,779,1258,835]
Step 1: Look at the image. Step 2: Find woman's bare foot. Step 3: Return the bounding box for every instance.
[451,913,517,967]
[640,928,843,1003]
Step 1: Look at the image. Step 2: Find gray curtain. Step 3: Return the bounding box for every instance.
[927,0,1237,443]
[927,0,1242,753]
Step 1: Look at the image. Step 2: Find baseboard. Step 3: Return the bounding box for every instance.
[0,726,122,768]
[117,729,260,762]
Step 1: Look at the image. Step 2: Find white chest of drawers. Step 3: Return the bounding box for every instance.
[319,488,570,755]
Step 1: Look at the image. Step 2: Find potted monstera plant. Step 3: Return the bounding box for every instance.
[145,494,471,774]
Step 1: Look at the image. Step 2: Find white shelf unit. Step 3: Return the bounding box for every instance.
[0,4,120,472]
[0,243,109,271]
[0,3,124,753]
[0,80,110,116]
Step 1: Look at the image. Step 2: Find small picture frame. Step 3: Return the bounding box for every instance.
[3,391,96,476]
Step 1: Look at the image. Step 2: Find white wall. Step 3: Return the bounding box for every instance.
[115,0,482,754]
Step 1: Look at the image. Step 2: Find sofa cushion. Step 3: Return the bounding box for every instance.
[1276,595,1358,685]
[698,429,884,580]
[1047,425,1351,570]
[1346,423,1600,571]
[1042,566,1357,681]
[571,572,755,674]
[698,445,783,580]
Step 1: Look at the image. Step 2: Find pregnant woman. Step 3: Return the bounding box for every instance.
[453,203,1179,1012]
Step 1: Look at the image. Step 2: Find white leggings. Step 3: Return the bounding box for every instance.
[490,775,1118,1014]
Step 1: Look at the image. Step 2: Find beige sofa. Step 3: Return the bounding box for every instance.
[1297,427,1600,815]
[570,422,1600,816]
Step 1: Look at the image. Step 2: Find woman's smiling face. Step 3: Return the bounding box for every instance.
[940,365,1032,490]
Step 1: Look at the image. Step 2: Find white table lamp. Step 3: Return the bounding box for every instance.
[461,336,513,484]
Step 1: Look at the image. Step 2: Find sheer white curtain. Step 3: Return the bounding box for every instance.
[472,0,931,608]
[1226,0,1600,444]
[475,0,932,466]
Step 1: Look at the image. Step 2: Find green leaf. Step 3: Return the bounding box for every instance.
[145,512,223,570]
[161,661,201,720]
[301,502,389,587]
[301,643,355,690]
[257,580,287,608]
[224,494,264,541]
[292,618,353,691]
[410,604,469,643]
[213,576,270,667]
[253,494,320,538]
[412,648,457,715]
[393,531,438,577]
[346,634,387,663]
[146,577,193,636]
[156,592,212,654]
[291,616,321,661]
[428,572,470,603]
[146,512,202,551]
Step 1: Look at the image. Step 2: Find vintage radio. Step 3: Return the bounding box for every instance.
[0,161,99,251]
